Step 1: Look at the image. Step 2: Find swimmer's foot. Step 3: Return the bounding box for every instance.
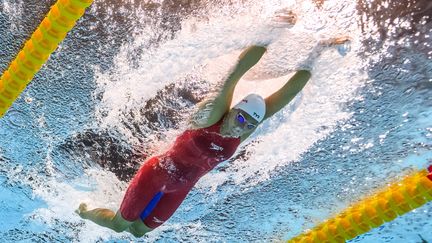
[271,9,297,28]
[75,203,88,219]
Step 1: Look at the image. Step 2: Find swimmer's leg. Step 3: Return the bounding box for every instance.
[126,219,153,237]
[76,203,132,233]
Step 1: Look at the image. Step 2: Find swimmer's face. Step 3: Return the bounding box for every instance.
[222,108,259,137]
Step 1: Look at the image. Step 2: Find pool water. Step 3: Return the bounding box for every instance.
[0,0,431,242]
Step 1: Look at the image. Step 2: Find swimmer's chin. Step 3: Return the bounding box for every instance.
[224,127,243,138]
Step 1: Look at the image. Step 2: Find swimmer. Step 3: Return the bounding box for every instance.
[76,33,349,237]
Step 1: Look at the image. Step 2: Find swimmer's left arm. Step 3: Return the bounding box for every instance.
[190,46,267,129]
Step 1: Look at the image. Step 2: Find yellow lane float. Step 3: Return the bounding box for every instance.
[0,0,94,117]
[288,165,432,243]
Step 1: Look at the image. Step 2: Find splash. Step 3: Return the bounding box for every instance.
[92,0,366,189]
[7,0,428,242]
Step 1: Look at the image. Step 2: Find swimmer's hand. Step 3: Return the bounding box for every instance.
[271,9,297,28]
[296,36,351,71]
[319,36,351,56]
[319,36,351,47]
[75,203,88,219]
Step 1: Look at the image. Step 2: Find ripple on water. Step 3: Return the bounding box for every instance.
[5,109,29,129]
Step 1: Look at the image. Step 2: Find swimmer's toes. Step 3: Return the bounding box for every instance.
[76,203,88,217]
[79,203,88,211]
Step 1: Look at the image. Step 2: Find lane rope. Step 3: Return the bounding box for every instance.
[288,165,432,243]
[0,0,94,117]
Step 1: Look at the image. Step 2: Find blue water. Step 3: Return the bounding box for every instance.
[0,0,431,242]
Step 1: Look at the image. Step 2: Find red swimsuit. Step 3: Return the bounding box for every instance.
[119,121,240,228]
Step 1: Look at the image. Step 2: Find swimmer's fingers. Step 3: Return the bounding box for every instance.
[273,14,297,25]
[330,36,351,45]
[271,9,297,27]
[319,36,351,47]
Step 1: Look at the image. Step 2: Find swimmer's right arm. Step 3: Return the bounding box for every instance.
[261,36,350,121]
[190,45,267,128]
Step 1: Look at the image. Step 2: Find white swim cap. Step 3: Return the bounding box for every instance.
[233,94,266,123]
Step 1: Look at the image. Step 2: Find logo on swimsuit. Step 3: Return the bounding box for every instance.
[153,217,165,224]
[210,142,224,151]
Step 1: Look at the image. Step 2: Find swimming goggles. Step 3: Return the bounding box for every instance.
[236,112,257,130]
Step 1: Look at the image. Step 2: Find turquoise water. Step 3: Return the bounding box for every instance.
[0,0,431,242]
